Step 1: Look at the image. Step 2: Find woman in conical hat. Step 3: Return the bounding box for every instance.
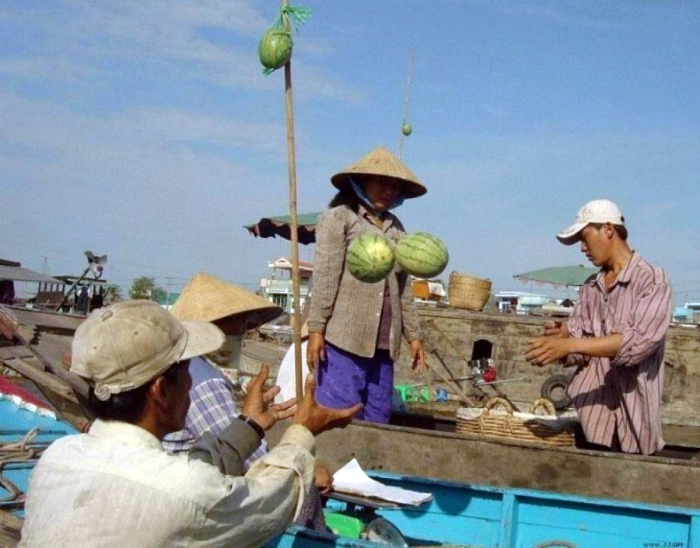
[306,146,426,424]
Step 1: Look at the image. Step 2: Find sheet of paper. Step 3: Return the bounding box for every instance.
[332,458,433,506]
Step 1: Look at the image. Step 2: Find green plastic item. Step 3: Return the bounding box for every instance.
[395,384,414,402]
[419,386,431,402]
[395,384,432,402]
[325,512,364,539]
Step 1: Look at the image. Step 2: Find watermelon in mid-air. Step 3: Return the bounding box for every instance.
[346,233,395,283]
[395,232,449,278]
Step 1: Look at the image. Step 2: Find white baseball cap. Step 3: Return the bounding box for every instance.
[556,199,625,245]
[71,300,225,401]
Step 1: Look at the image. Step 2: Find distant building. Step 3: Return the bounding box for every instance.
[154,292,180,311]
[259,258,312,314]
[673,302,700,325]
[494,291,558,314]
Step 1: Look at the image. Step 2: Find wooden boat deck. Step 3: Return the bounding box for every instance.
[267,411,700,509]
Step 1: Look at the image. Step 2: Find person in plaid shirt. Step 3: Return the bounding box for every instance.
[162,273,283,466]
[162,273,335,530]
[162,354,270,468]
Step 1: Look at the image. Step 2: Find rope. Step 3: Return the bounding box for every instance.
[271,5,312,34]
[1,427,40,455]
[0,428,47,503]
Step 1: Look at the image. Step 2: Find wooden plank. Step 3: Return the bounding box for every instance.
[1,357,77,403]
[0,305,35,342]
[0,510,22,547]
[34,385,91,432]
[267,418,700,508]
[0,510,22,532]
[498,492,516,548]
[0,347,34,361]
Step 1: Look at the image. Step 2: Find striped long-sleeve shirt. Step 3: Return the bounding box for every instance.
[565,252,672,455]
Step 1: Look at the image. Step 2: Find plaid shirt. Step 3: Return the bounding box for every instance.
[162,357,267,470]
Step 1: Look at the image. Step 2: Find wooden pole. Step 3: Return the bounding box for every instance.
[280,0,304,402]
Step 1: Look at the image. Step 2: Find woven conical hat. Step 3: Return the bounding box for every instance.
[171,273,282,329]
[331,146,427,198]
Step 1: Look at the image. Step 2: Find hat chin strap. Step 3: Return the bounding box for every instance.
[224,334,244,369]
[206,334,244,369]
[349,177,405,213]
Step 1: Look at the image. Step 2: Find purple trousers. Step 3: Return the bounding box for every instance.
[315,343,394,424]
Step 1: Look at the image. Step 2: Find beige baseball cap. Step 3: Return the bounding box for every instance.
[71,300,225,401]
[556,199,625,245]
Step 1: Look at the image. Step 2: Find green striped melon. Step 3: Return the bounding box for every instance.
[258,29,292,71]
[395,232,449,278]
[346,232,395,283]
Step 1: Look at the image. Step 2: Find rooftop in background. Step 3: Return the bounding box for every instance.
[0,259,62,285]
[267,257,313,274]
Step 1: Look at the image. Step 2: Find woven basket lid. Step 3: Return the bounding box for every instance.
[171,273,282,328]
[331,146,427,198]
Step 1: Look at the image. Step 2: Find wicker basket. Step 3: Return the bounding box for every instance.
[455,397,576,447]
[448,271,492,311]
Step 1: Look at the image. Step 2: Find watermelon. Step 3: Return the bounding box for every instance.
[395,232,449,278]
[346,233,395,283]
[258,29,292,71]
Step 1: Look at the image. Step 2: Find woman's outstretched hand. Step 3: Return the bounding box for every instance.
[306,332,326,372]
[410,339,426,374]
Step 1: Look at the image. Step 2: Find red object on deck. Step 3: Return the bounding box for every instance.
[0,375,53,410]
[482,366,497,383]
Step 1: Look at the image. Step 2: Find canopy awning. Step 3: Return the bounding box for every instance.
[514,265,599,288]
[245,212,322,245]
[0,265,63,284]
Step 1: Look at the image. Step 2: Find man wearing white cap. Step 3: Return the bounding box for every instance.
[20,300,360,547]
[526,199,672,455]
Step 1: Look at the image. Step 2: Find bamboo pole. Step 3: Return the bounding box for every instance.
[280,0,304,402]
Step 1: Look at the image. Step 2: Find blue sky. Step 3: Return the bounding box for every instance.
[1,0,698,303]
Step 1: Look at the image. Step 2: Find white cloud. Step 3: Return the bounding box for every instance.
[0,0,361,103]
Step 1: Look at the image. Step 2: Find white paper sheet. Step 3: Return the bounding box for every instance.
[332,459,433,506]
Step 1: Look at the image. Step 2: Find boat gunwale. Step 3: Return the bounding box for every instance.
[349,417,700,469]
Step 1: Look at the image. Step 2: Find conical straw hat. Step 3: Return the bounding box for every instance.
[331,146,427,198]
[171,273,282,329]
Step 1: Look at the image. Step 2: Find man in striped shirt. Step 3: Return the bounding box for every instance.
[526,199,672,455]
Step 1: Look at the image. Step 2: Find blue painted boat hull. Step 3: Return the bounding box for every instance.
[269,471,700,547]
[1,392,78,519]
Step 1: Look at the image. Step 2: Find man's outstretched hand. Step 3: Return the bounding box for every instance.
[242,364,296,431]
[294,374,362,435]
